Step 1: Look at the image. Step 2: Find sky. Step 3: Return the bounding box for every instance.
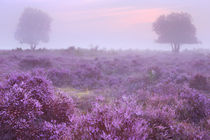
[0,0,209,50]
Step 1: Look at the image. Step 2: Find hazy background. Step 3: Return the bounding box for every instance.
[0,0,209,50]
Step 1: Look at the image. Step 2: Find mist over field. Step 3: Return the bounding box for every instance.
[0,0,210,50]
[0,1,210,140]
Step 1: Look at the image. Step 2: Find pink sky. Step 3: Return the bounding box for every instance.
[0,0,209,50]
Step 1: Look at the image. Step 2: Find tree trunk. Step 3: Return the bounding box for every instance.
[30,44,36,50]
[175,44,180,53]
[171,43,180,53]
[171,43,175,52]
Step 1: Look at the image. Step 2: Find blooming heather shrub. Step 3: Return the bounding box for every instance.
[140,112,187,140]
[69,96,207,139]
[47,69,72,87]
[0,92,43,139]
[175,92,208,124]
[42,93,74,124]
[189,74,208,90]
[0,73,74,139]
[142,112,209,140]
[4,73,53,104]
[19,57,52,70]
[69,97,144,139]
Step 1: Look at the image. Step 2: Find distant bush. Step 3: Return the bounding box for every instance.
[47,65,103,89]
[144,66,162,85]
[47,69,71,87]
[189,74,208,90]
[37,48,48,52]
[12,47,23,52]
[126,75,144,93]
[19,57,52,70]
[175,73,189,84]
[66,46,76,52]
[71,64,103,89]
[0,73,74,139]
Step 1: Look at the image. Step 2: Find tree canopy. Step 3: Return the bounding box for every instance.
[15,8,52,50]
[153,12,199,52]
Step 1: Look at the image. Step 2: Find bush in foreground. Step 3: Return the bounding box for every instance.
[175,92,209,124]
[69,97,207,140]
[0,73,73,139]
[0,72,209,139]
[189,74,208,90]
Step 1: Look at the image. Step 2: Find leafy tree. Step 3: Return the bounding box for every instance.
[15,8,52,50]
[153,12,199,53]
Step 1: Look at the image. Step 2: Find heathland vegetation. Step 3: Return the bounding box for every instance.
[0,48,209,139]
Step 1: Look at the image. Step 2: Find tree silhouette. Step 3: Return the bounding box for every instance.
[153,12,199,53]
[15,8,52,50]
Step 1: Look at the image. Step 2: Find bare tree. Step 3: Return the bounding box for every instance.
[15,8,52,50]
[153,12,199,53]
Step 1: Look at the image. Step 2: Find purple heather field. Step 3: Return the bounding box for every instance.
[0,48,209,139]
[0,0,210,139]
